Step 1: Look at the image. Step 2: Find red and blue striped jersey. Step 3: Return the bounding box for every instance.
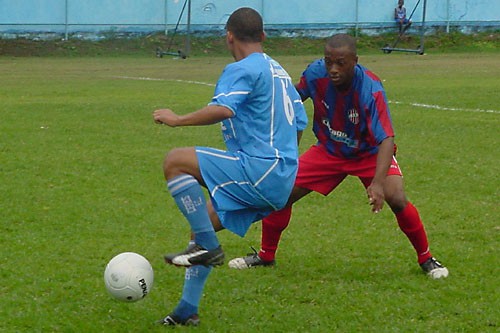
[296,60,394,159]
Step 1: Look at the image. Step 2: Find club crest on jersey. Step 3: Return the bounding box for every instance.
[348,108,359,124]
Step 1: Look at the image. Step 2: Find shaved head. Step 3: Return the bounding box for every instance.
[325,34,357,56]
[226,7,264,43]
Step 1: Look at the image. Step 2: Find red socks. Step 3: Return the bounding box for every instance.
[258,206,292,262]
[396,202,432,264]
[259,202,432,265]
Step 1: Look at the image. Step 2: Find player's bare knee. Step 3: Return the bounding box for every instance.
[163,148,184,179]
[386,194,407,213]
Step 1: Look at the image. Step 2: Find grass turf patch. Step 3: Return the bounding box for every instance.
[0,53,498,332]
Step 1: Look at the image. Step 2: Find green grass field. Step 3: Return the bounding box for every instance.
[1,51,499,332]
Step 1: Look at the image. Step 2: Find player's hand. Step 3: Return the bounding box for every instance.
[153,109,180,127]
[366,183,385,213]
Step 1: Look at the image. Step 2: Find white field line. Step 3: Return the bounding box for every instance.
[111,75,498,114]
[110,75,216,87]
[390,100,499,114]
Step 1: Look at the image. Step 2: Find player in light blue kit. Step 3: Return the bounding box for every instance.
[152,7,307,326]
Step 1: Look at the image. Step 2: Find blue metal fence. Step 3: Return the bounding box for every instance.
[0,0,498,39]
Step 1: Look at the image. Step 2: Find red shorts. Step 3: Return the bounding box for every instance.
[295,144,403,195]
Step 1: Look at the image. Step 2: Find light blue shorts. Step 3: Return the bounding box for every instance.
[196,147,293,237]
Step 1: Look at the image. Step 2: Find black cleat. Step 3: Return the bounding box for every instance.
[165,243,224,267]
[158,313,200,326]
[164,242,197,265]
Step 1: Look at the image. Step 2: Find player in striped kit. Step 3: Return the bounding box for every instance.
[229,33,448,279]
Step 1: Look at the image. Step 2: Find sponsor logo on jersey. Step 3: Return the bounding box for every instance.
[321,118,359,148]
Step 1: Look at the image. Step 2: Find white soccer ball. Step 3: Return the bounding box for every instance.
[104,252,154,302]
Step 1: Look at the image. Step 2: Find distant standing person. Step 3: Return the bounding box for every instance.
[395,0,412,35]
[152,7,307,326]
[228,33,449,280]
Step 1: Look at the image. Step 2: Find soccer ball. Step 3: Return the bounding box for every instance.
[104,252,154,302]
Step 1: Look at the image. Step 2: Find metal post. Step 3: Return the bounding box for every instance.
[446,0,450,33]
[355,0,359,37]
[64,0,68,40]
[260,0,265,22]
[185,0,191,57]
[164,0,168,35]
[419,0,427,54]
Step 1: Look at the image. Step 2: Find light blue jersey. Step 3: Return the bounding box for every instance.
[198,52,307,236]
[210,53,306,163]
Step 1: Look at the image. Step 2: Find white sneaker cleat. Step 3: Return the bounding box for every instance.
[420,257,449,279]
[228,248,275,269]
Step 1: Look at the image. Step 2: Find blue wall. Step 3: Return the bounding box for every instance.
[0,0,499,38]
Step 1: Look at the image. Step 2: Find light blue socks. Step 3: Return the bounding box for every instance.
[167,175,219,320]
[173,263,213,319]
[167,174,219,250]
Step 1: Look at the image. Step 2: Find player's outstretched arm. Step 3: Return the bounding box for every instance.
[153,105,233,127]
